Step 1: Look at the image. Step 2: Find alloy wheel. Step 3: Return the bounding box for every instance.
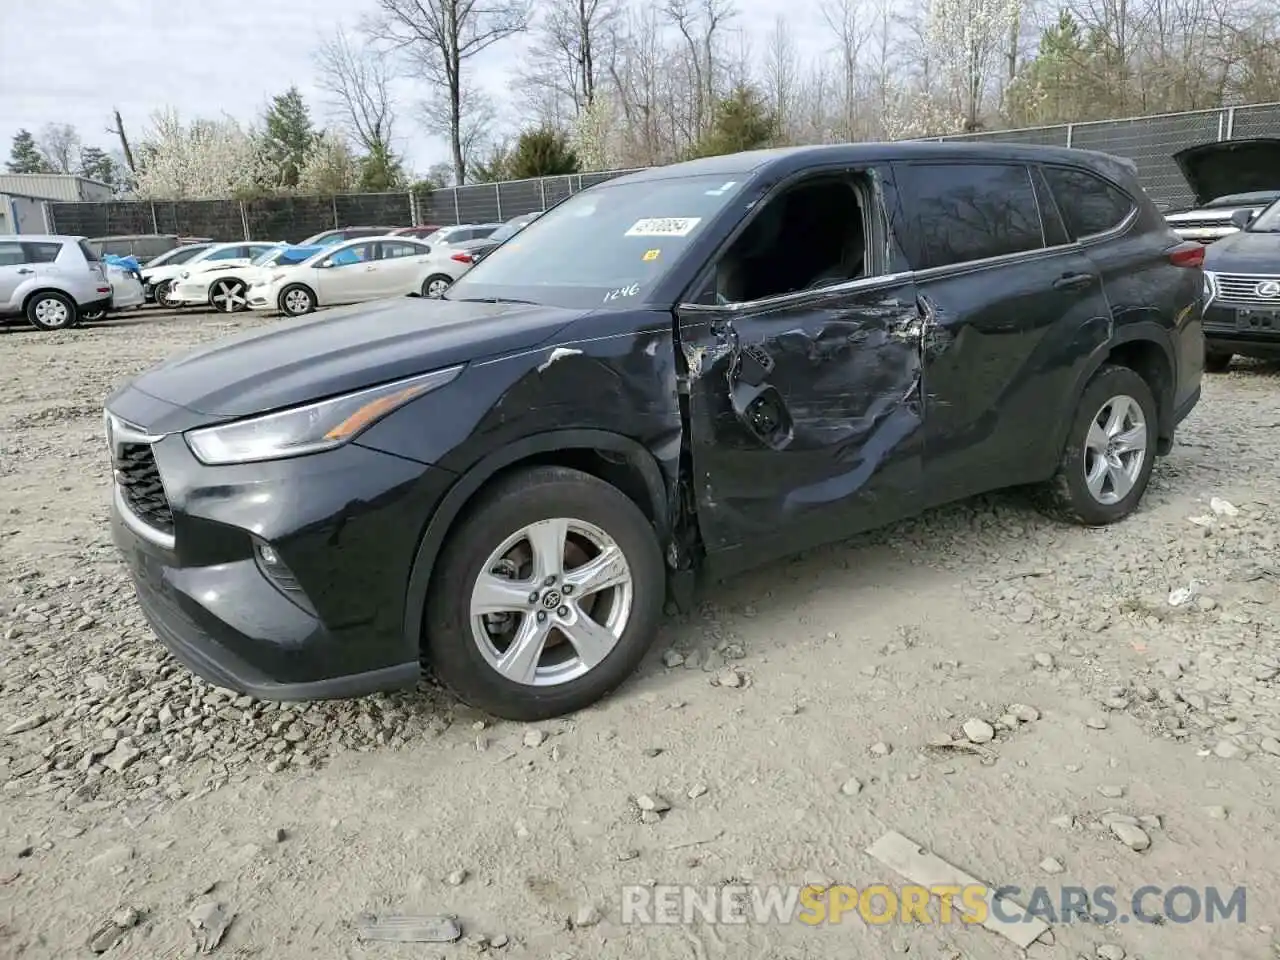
[283,289,313,315]
[211,280,247,312]
[1083,394,1147,505]
[469,517,633,687]
[427,278,450,297]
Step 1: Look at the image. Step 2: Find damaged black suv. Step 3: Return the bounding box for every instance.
[105,142,1204,721]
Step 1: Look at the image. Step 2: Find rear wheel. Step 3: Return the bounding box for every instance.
[1035,364,1157,526]
[279,284,316,316]
[423,274,452,298]
[81,307,108,322]
[1204,348,1233,373]
[26,292,79,331]
[425,466,665,721]
[210,279,248,313]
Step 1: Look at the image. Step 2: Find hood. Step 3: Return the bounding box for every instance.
[141,263,189,282]
[188,258,252,275]
[1173,138,1280,207]
[113,297,585,420]
[1204,228,1280,273]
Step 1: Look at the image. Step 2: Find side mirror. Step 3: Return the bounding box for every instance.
[1230,209,1254,230]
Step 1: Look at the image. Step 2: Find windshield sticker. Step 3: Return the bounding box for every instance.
[625,217,701,238]
[705,181,737,196]
[642,249,661,262]
[603,283,641,302]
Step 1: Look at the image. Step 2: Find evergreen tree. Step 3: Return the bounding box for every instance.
[7,129,50,174]
[507,127,581,179]
[689,86,778,159]
[262,87,316,189]
[77,146,121,191]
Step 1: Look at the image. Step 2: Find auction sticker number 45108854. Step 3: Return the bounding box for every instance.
[625,218,701,237]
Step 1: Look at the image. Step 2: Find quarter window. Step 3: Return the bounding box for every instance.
[25,242,63,264]
[1041,166,1136,239]
[894,162,1045,269]
[380,241,425,259]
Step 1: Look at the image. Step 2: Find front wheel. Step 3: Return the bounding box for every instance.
[1204,348,1233,373]
[422,274,452,298]
[153,280,180,309]
[279,284,316,316]
[210,279,248,313]
[425,466,666,721]
[1035,363,1158,526]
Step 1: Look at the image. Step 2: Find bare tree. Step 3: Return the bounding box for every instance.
[370,0,529,185]
[313,28,399,161]
[520,0,621,124]
[762,16,799,140]
[662,0,737,141]
[37,123,82,174]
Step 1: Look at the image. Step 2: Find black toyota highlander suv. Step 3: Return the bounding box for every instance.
[104,142,1205,721]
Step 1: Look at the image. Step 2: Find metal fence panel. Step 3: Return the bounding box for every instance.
[942,125,1071,147]
[244,196,338,242]
[333,191,413,229]
[152,200,243,240]
[47,200,153,236]
[1068,109,1224,208]
[1229,104,1280,140]
[496,179,544,219]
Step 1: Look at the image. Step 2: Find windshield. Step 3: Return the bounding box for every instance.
[445,174,745,308]
[1205,191,1280,208]
[1247,198,1280,232]
[487,222,521,243]
[251,245,288,266]
[148,245,205,267]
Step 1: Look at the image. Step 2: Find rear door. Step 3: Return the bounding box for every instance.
[374,240,431,295]
[890,160,1114,503]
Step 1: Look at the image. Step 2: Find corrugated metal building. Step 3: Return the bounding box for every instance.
[0,192,52,235]
[0,173,114,202]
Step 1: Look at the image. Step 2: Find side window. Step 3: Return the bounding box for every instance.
[380,242,423,259]
[24,242,63,264]
[248,245,274,258]
[77,240,100,262]
[0,242,29,267]
[1041,166,1136,239]
[328,243,373,266]
[704,174,872,304]
[206,247,241,261]
[894,162,1044,269]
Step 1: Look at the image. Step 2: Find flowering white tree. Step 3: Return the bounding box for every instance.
[569,95,621,171]
[882,90,969,140]
[296,129,360,194]
[132,109,267,200]
[924,0,1023,131]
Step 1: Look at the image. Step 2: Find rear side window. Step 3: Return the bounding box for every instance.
[206,247,242,261]
[894,163,1044,269]
[25,242,63,264]
[78,240,99,262]
[0,242,28,266]
[1041,166,1136,239]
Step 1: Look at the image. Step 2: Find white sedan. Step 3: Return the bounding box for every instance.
[247,237,474,316]
[169,243,326,312]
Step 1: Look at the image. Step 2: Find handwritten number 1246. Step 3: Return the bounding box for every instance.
[604,284,641,302]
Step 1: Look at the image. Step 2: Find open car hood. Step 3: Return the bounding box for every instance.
[1173,138,1280,207]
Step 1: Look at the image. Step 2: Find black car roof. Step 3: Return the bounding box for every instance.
[606,141,1129,187]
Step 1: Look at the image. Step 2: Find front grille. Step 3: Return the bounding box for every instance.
[1213,275,1280,308]
[115,442,174,534]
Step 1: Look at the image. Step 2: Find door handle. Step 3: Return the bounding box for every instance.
[17,268,34,274]
[364,265,377,271]
[1053,272,1094,290]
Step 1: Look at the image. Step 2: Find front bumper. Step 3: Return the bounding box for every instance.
[170,281,210,305]
[1203,301,1280,357]
[106,391,456,700]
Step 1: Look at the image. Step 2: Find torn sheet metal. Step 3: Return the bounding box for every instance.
[865,830,1050,949]
[537,346,584,372]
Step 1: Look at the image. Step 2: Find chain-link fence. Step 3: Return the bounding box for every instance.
[46,102,1280,238]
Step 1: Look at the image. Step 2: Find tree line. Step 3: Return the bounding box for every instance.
[8,0,1279,201]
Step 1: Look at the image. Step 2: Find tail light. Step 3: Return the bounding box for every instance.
[451,252,474,265]
[1166,241,1205,268]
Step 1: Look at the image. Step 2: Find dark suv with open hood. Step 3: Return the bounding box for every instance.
[1202,196,1280,369]
[1164,138,1280,245]
[104,141,1204,721]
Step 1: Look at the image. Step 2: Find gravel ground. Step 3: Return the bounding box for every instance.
[1,310,1279,959]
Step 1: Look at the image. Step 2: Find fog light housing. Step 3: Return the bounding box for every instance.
[253,538,316,615]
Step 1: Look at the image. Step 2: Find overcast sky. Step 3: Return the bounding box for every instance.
[1,0,821,176]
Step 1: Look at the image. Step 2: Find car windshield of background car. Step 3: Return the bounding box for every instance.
[1246,198,1280,232]
[445,174,745,309]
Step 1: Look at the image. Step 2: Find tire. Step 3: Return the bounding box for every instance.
[425,466,666,721]
[1035,363,1158,526]
[153,280,179,309]
[26,291,79,331]
[423,274,452,298]
[209,278,248,313]
[279,284,316,316]
[1204,349,1233,373]
[81,308,108,322]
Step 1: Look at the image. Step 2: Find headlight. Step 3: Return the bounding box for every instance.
[184,366,463,465]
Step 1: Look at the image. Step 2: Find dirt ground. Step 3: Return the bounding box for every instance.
[1,308,1278,960]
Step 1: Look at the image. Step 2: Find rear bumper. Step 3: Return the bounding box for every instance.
[81,295,113,313]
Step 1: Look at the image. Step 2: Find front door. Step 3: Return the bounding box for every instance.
[315,241,380,304]
[675,167,925,574]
